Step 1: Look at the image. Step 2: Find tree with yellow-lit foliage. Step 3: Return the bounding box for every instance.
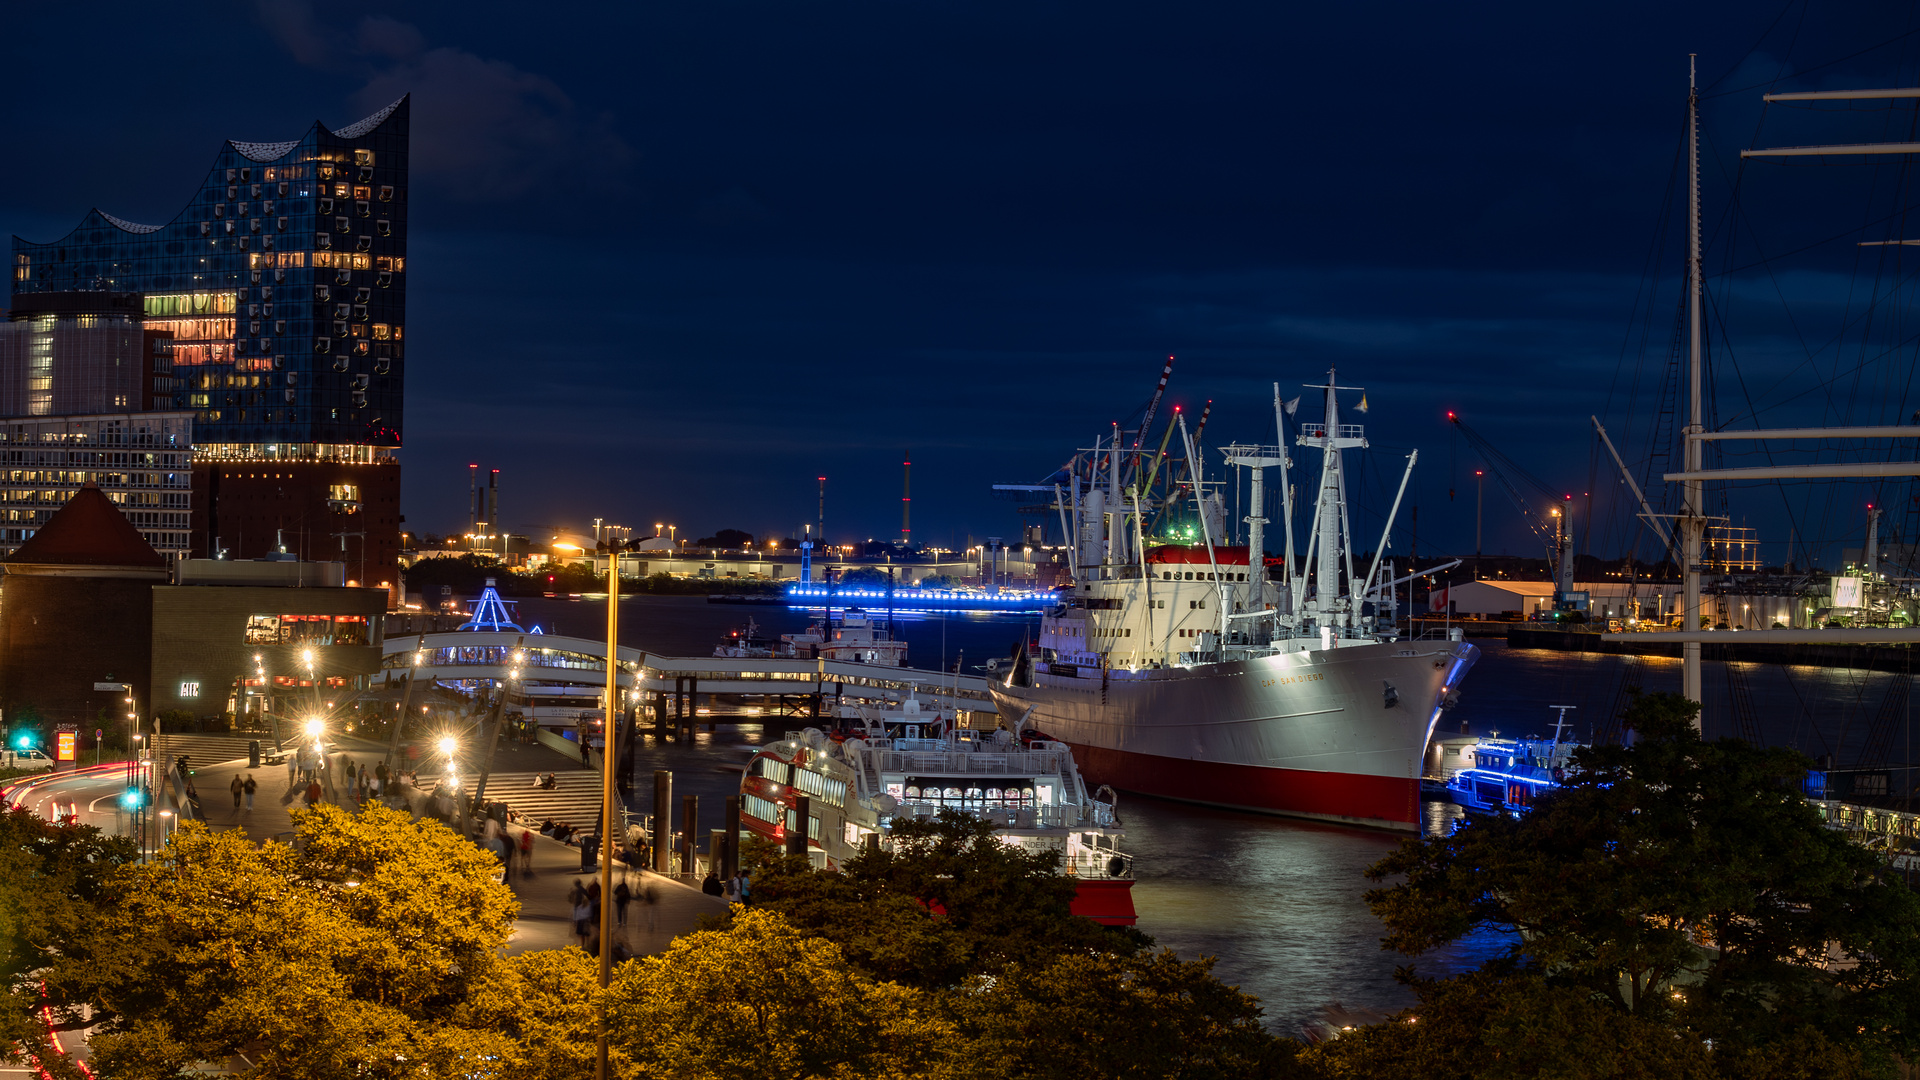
[51,803,567,1079]
[607,908,959,1080]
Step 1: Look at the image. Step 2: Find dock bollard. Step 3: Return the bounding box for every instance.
[722,796,741,881]
[680,793,698,875]
[652,770,673,873]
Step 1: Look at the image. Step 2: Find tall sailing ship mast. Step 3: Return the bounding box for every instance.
[1602,58,1920,723]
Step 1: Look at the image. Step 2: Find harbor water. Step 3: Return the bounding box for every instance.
[508,596,1908,1033]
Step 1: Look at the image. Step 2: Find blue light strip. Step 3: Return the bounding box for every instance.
[779,584,1057,612]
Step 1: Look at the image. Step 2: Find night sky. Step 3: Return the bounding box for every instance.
[7,2,1920,568]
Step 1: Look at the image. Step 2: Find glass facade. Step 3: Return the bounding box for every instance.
[0,413,193,559]
[9,98,409,448]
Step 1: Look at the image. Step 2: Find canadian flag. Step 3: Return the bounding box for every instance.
[1429,586,1448,611]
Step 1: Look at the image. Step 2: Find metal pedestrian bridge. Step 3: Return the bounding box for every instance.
[378,630,997,713]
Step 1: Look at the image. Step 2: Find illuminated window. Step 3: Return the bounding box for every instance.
[372,324,390,340]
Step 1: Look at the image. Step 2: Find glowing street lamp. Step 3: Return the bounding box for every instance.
[438,735,460,791]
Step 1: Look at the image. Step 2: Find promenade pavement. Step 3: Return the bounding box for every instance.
[191,743,729,959]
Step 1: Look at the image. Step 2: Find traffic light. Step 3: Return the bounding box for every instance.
[13,732,32,752]
[122,787,143,809]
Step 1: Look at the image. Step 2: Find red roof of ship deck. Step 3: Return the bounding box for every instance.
[1146,545,1252,566]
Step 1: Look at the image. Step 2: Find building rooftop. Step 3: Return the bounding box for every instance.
[8,483,166,568]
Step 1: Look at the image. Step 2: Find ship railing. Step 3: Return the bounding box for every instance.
[866,748,1074,776]
[1060,841,1134,880]
[892,801,1083,830]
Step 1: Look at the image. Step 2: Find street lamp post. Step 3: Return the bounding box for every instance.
[594,536,631,1080]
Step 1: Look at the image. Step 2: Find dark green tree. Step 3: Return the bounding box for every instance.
[742,811,1142,989]
[1359,691,1920,1073]
[0,808,136,1075]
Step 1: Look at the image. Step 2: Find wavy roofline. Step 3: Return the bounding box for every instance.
[228,94,409,163]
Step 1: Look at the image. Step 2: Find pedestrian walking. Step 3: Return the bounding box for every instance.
[701,871,723,896]
[572,900,592,949]
[242,775,257,810]
[229,774,243,809]
[518,829,535,879]
[642,880,657,932]
[304,778,322,808]
[739,870,751,906]
[568,878,588,907]
[286,753,298,786]
[613,880,631,926]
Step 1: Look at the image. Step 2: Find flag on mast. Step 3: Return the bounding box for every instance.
[1357,394,1369,414]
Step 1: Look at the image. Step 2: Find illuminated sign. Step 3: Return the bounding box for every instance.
[56,731,76,761]
[179,681,200,698]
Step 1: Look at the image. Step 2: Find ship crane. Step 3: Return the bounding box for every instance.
[1447,411,1576,602]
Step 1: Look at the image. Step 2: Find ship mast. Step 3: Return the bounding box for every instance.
[1682,54,1705,714]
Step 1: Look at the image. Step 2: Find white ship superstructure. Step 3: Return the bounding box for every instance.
[993,370,1477,830]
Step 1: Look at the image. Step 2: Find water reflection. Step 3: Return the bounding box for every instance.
[502,598,1890,1035]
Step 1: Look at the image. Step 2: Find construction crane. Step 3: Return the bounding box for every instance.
[1448,411,1576,602]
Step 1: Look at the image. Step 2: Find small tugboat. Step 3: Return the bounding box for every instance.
[713,617,776,659]
[738,692,1137,925]
[777,607,908,666]
[1445,706,1581,816]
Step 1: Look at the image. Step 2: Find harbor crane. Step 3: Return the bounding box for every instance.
[1447,411,1577,603]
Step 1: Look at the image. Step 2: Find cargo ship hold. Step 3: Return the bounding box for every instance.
[991,369,1478,830]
